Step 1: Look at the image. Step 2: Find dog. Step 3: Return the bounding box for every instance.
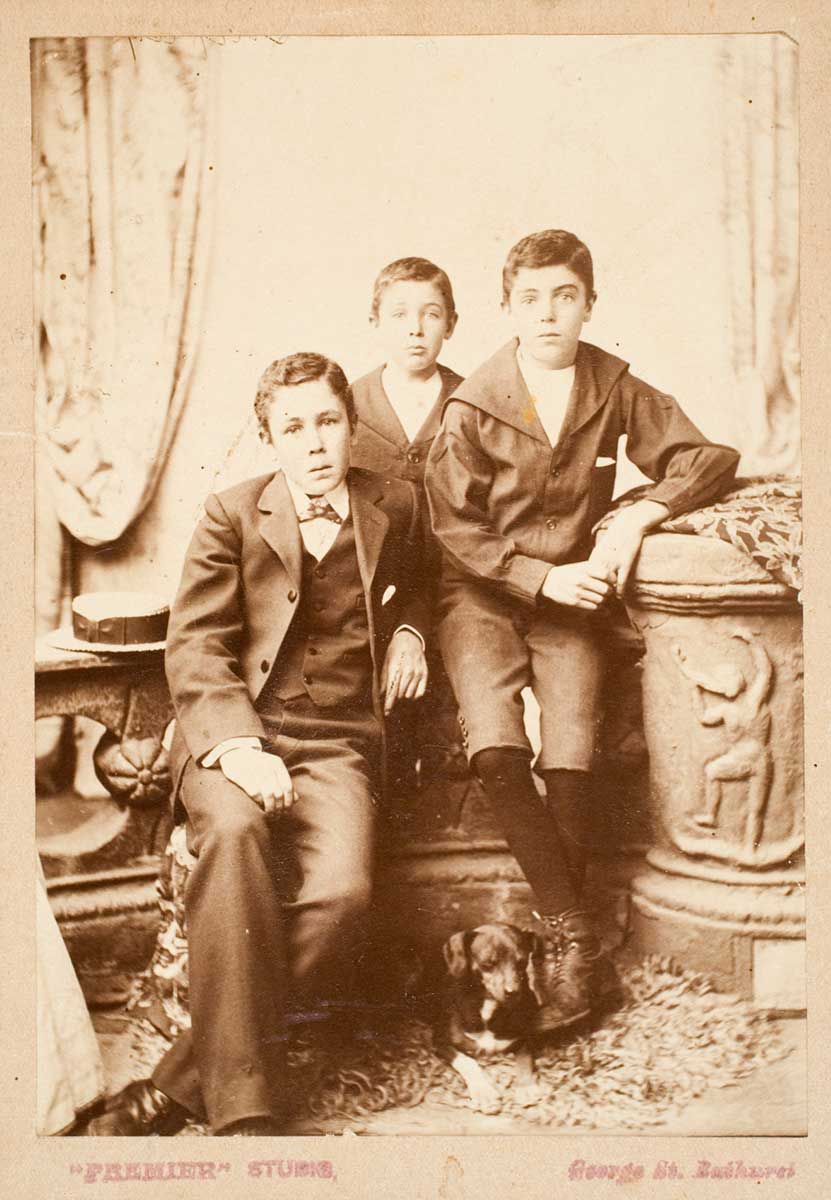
[434,923,549,1113]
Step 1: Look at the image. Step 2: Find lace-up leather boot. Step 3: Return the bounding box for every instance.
[532,908,619,1035]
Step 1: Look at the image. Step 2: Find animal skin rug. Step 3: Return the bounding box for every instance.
[121,955,790,1134]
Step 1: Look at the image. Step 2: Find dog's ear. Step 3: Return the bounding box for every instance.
[522,930,547,1005]
[443,930,472,978]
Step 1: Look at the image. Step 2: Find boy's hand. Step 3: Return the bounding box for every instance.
[589,499,670,597]
[218,746,295,816]
[381,629,429,714]
[541,562,612,610]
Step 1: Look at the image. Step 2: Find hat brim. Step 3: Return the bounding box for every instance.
[45,628,167,655]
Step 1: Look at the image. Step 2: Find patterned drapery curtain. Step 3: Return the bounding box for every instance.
[32,37,215,552]
[721,35,799,475]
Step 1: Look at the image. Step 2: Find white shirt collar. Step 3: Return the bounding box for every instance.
[284,472,351,520]
[382,360,441,393]
[381,364,443,442]
[516,346,576,383]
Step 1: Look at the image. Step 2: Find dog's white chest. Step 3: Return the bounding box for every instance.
[469,1029,516,1055]
[466,999,517,1056]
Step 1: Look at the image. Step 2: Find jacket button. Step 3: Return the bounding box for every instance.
[550,466,560,477]
[312,600,325,612]
[314,565,326,578]
[261,659,269,673]
[407,450,421,464]
[287,589,297,602]
[303,674,312,686]
[308,646,319,656]
[546,517,559,530]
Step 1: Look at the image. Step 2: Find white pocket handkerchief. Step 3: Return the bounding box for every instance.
[381,584,397,606]
[595,456,616,467]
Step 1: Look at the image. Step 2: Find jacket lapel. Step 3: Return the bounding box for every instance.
[448,341,550,444]
[256,471,302,587]
[355,367,409,447]
[349,469,390,595]
[448,339,630,448]
[410,364,464,445]
[558,341,630,442]
[349,470,390,676]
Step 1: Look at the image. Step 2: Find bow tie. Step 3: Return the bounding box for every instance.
[298,498,343,525]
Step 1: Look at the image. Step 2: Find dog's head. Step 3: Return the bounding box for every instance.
[442,923,545,1006]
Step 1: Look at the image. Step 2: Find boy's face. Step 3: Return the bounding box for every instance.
[372,279,456,377]
[264,379,352,496]
[505,264,593,369]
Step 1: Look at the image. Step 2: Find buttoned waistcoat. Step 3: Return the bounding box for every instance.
[165,467,428,801]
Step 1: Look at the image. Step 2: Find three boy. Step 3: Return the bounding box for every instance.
[90,227,739,1132]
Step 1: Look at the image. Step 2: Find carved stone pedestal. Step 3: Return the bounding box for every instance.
[625,534,804,1011]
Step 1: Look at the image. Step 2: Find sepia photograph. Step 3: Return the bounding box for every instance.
[29,26,807,1160]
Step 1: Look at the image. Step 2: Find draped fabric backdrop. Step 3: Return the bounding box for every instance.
[32,36,215,633]
[721,35,799,476]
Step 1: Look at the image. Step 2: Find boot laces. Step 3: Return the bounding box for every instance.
[533,909,601,965]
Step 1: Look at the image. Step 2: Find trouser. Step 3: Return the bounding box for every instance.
[384,648,464,797]
[438,585,606,770]
[152,699,379,1132]
[439,584,607,915]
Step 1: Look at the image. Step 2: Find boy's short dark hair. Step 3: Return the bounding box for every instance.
[370,256,457,322]
[502,230,596,304]
[254,352,356,441]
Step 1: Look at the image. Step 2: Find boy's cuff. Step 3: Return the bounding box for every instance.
[393,624,426,652]
[505,554,555,604]
[201,736,263,768]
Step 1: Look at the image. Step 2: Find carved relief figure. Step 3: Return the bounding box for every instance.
[671,630,774,853]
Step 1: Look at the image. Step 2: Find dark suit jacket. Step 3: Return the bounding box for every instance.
[350,362,464,484]
[425,339,740,607]
[165,467,428,795]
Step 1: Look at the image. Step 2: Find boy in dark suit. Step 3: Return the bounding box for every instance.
[425,230,740,1029]
[89,353,428,1135]
[350,257,464,796]
[350,256,463,484]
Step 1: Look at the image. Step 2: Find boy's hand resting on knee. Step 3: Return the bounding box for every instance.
[381,628,429,715]
[541,562,612,610]
[218,746,295,815]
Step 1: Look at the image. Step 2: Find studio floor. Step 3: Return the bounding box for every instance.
[89,1007,806,1138]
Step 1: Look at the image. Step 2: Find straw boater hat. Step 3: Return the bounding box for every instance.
[46,591,170,654]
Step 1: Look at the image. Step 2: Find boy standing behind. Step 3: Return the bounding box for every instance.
[351,256,462,486]
[351,258,464,795]
[425,230,739,1030]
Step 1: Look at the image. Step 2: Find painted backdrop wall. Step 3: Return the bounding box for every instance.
[77,35,772,596]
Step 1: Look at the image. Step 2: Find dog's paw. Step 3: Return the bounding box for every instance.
[467,1079,502,1115]
[514,1080,548,1108]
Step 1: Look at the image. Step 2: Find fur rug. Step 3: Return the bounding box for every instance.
[122,955,790,1134]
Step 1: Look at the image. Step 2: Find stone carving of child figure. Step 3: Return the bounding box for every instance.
[672,629,773,853]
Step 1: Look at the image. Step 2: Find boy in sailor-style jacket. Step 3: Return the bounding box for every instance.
[425,229,739,1029]
[89,353,428,1136]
